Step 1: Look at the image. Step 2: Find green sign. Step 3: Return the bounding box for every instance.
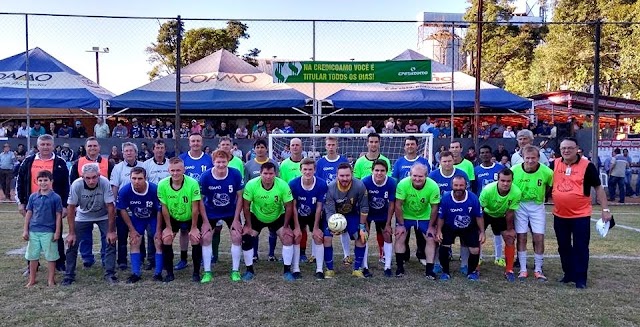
[273,60,431,83]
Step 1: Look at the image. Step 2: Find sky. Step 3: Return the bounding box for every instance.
[0,0,535,95]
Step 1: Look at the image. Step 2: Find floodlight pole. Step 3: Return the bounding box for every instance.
[175,15,182,155]
[86,46,109,85]
[473,0,484,146]
[25,14,31,150]
[591,20,601,167]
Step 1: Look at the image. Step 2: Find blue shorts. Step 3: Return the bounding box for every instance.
[323,216,360,240]
[367,216,387,224]
[403,219,432,237]
[132,217,158,236]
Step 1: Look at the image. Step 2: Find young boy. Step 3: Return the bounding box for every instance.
[22,170,63,287]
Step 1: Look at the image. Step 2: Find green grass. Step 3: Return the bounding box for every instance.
[1,204,639,326]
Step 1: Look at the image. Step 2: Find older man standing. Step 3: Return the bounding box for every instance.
[550,137,611,289]
[511,130,549,166]
[94,117,110,139]
[0,143,17,201]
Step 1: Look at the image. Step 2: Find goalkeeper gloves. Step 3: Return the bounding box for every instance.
[359,223,368,243]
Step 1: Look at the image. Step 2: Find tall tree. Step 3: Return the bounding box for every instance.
[146,20,255,80]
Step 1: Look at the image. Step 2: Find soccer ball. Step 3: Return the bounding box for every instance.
[328,213,347,234]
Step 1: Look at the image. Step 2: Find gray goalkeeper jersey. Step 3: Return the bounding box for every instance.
[324,178,369,220]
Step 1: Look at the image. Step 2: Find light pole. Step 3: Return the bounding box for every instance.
[85,46,109,85]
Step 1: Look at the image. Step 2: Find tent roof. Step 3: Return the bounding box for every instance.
[326,49,531,111]
[0,47,114,109]
[109,49,308,110]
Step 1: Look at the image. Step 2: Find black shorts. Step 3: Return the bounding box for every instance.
[298,215,314,231]
[166,216,202,233]
[251,214,290,234]
[367,220,385,234]
[441,224,480,248]
[483,212,507,236]
[209,216,234,229]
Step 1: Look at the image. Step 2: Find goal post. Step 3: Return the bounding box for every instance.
[268,133,434,168]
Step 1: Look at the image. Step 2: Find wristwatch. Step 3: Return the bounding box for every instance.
[602,208,611,212]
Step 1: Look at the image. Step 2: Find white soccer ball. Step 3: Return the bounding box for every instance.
[328,213,347,234]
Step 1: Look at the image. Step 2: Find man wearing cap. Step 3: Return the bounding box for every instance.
[59,143,74,163]
[57,122,72,139]
[190,120,202,135]
[342,122,354,134]
[94,117,110,139]
[329,122,342,134]
[30,121,46,138]
[129,118,145,139]
[74,121,88,138]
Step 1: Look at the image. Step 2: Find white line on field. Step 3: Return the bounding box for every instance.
[545,211,640,233]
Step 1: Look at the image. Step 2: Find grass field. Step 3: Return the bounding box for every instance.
[1,203,639,327]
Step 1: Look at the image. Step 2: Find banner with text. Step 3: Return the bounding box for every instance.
[273,60,431,83]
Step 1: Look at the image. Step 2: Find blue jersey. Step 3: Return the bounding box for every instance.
[199,167,244,220]
[130,125,145,138]
[474,163,505,196]
[147,125,159,139]
[289,176,328,218]
[116,182,161,220]
[438,190,482,229]
[315,155,349,185]
[392,156,431,181]
[428,168,470,194]
[180,151,213,181]
[362,175,396,221]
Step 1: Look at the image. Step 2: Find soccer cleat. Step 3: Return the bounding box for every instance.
[163,274,175,283]
[283,272,295,281]
[230,271,242,282]
[143,262,154,271]
[460,266,469,276]
[439,273,451,281]
[324,270,336,278]
[518,271,528,281]
[104,275,119,284]
[379,255,385,264]
[118,263,128,271]
[174,260,188,271]
[534,271,548,282]
[362,268,373,278]
[433,264,443,274]
[314,272,325,280]
[126,274,141,284]
[56,263,66,272]
[292,272,302,280]
[557,275,574,284]
[494,258,506,267]
[342,256,353,265]
[576,282,587,289]
[300,254,308,263]
[420,259,427,267]
[61,278,74,286]
[200,272,213,284]
[468,271,480,281]
[425,271,437,280]
[384,268,393,278]
[83,262,94,269]
[395,267,405,278]
[253,255,259,262]
[505,271,516,282]
[352,269,365,278]
[307,255,316,264]
[241,271,254,281]
[268,256,278,262]
[152,274,164,282]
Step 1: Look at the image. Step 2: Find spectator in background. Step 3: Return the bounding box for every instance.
[109,145,122,165]
[75,145,86,161]
[179,122,190,139]
[17,122,30,138]
[428,121,441,138]
[54,145,62,156]
[608,148,627,203]
[202,122,216,139]
[440,120,452,138]
[458,125,472,138]
[15,144,27,158]
[280,144,291,161]
[216,122,231,138]
[146,119,160,139]
[583,115,594,129]
[329,122,342,134]
[537,121,551,137]
[490,117,506,137]
[360,120,376,134]
[549,122,557,139]
[342,121,354,134]
[94,117,110,139]
[493,143,509,162]
[404,119,419,133]
[394,119,404,133]
[57,122,72,139]
[74,121,88,138]
[190,119,202,135]
[271,126,283,134]
[381,121,395,134]
[161,120,174,139]
[464,146,477,164]
[112,121,129,138]
[59,143,74,162]
[235,124,249,139]
[251,120,264,133]
[502,126,516,138]
[0,143,16,201]
[420,117,434,134]
[601,122,614,139]
[232,143,243,160]
[252,124,268,140]
[27,145,38,156]
[0,124,7,138]
[48,122,58,136]
[500,155,511,168]
[434,145,446,168]
[137,142,149,161]
[282,119,295,134]
[204,146,212,155]
[129,118,144,139]
[478,122,490,140]
[5,123,15,138]
[30,121,46,137]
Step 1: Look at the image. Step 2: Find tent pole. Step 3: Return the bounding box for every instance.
[25,14,31,151]
[174,15,182,156]
[592,20,601,169]
[450,21,455,144]
[473,0,483,146]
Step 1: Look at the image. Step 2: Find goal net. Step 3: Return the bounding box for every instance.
[268,133,434,168]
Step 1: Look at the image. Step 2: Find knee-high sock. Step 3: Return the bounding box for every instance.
[310,241,317,260]
[282,245,293,266]
[518,251,527,273]
[202,244,212,272]
[376,233,384,257]
[292,245,301,273]
[243,249,254,272]
[362,243,369,269]
[383,242,393,270]
[154,253,163,275]
[505,244,515,272]
[315,243,324,273]
[434,244,440,265]
[340,233,350,258]
[231,244,242,271]
[494,235,504,259]
[354,246,365,270]
[268,231,277,257]
[460,246,470,267]
[468,253,480,275]
[300,230,307,254]
[252,236,259,257]
[324,246,334,270]
[534,253,544,273]
[131,253,142,276]
[439,246,451,274]
[192,245,202,275]
[212,230,221,259]
[162,244,174,275]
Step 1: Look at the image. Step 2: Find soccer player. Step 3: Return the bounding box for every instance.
[353,133,392,180]
[511,145,553,281]
[110,142,143,271]
[362,160,396,277]
[243,139,280,261]
[429,151,470,193]
[116,167,163,283]
[479,169,522,282]
[315,137,351,266]
[394,163,441,278]
[280,138,304,183]
[198,150,246,283]
[243,162,297,281]
[141,139,169,270]
[448,141,475,272]
[473,145,506,266]
[218,136,245,179]
[157,157,202,283]
[175,133,213,271]
[289,158,328,279]
[436,176,484,281]
[392,135,431,266]
[323,162,369,278]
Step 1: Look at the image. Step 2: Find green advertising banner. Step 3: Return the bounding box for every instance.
[273,60,431,83]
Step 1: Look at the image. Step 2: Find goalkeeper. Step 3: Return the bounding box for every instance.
[323,163,369,278]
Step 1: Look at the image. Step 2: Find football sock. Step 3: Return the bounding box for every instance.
[354,246,365,270]
[180,250,188,262]
[282,245,293,266]
[300,230,307,256]
[131,253,141,276]
[310,241,317,260]
[505,245,515,272]
[231,244,242,271]
[315,243,325,273]
[212,229,221,260]
[268,231,277,257]
[202,244,212,272]
[518,251,527,272]
[362,243,369,269]
[243,251,254,273]
[376,232,384,257]
[192,245,202,275]
[383,242,393,270]
[460,246,470,266]
[163,244,174,275]
[396,253,405,270]
[252,236,259,257]
[439,246,451,274]
[469,253,480,275]
[340,233,350,258]
[425,263,434,275]
[154,253,163,275]
[494,235,504,259]
[534,253,544,273]
[434,245,441,265]
[292,245,301,273]
[324,246,334,270]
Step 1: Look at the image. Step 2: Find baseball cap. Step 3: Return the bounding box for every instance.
[75,120,81,125]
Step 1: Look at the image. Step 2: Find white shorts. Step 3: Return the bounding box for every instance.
[515,202,546,234]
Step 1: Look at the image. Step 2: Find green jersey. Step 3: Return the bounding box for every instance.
[395,177,441,220]
[229,156,245,179]
[511,163,553,204]
[157,175,201,222]
[479,182,522,217]
[279,157,302,183]
[353,154,392,180]
[454,158,475,181]
[243,176,293,223]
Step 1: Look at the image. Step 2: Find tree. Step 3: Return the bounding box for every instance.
[146,20,256,80]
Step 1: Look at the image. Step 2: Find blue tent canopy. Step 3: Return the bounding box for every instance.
[0,47,113,109]
[109,49,308,110]
[326,50,531,111]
